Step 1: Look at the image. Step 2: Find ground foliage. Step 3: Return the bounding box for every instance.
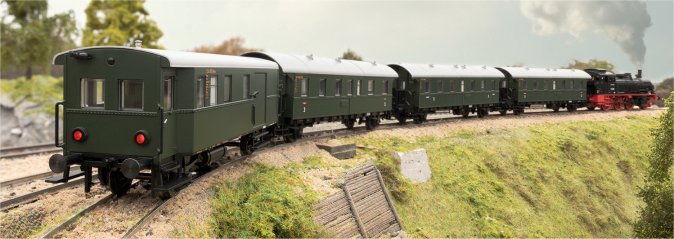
[0,75,63,114]
[634,94,674,237]
[210,164,325,238]
[352,116,657,237]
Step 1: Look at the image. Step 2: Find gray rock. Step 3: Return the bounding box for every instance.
[394,148,432,183]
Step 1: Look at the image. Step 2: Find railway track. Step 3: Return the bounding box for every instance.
[0,167,87,211]
[0,143,61,159]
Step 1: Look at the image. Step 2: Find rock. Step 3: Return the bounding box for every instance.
[394,148,432,183]
[0,95,56,147]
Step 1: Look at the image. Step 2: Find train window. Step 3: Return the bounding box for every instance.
[346,79,353,96]
[401,80,406,90]
[163,77,172,110]
[383,80,389,95]
[470,80,475,91]
[570,80,574,89]
[519,79,526,91]
[437,80,443,93]
[223,75,232,102]
[552,81,556,90]
[461,80,464,92]
[501,80,506,88]
[196,78,204,108]
[356,80,361,96]
[532,81,538,90]
[81,78,105,109]
[367,80,374,95]
[560,80,566,89]
[480,80,485,90]
[243,75,251,99]
[319,79,326,96]
[335,79,342,96]
[121,80,143,110]
[492,79,496,90]
[209,76,217,106]
[420,79,429,93]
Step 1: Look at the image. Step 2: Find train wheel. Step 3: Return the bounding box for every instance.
[567,105,577,112]
[601,104,611,111]
[98,167,109,186]
[413,117,423,124]
[397,115,407,125]
[587,106,595,111]
[552,104,560,112]
[343,119,355,129]
[625,103,634,110]
[108,170,131,196]
[365,117,377,130]
[499,109,507,116]
[240,136,254,155]
[614,103,623,111]
[639,104,647,110]
[461,107,470,118]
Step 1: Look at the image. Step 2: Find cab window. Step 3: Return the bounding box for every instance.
[81,78,105,109]
[121,80,143,110]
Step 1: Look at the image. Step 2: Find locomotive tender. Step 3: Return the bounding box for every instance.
[48,46,656,197]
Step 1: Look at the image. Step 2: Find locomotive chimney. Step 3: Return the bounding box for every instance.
[636,69,643,79]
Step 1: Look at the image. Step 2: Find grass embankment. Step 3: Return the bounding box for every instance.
[203,164,326,238]
[355,116,655,237]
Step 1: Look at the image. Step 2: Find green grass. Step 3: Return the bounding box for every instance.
[208,163,326,238]
[351,116,656,237]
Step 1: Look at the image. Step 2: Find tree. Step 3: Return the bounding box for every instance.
[0,0,77,79]
[633,94,674,237]
[564,59,615,71]
[341,49,363,61]
[82,0,163,48]
[655,77,673,101]
[193,37,261,55]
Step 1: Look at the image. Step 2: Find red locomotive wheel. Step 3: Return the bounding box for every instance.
[614,103,623,110]
[601,104,611,111]
[625,103,634,110]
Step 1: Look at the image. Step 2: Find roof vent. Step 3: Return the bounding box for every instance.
[525,67,530,70]
[306,54,314,60]
[454,65,459,68]
[134,40,142,48]
[335,57,342,63]
[429,64,434,68]
[482,65,487,69]
[461,65,466,69]
[371,61,377,65]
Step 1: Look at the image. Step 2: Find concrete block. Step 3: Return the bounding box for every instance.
[394,148,431,183]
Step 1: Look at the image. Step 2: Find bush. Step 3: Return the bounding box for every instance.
[0,75,63,115]
[634,94,674,237]
[210,164,325,238]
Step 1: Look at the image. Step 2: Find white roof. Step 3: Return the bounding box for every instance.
[242,51,398,78]
[390,63,504,78]
[53,46,279,69]
[497,67,591,79]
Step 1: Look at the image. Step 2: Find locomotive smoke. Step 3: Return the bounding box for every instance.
[520,0,652,66]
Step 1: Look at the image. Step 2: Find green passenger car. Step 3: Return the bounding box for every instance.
[496,67,591,114]
[243,52,397,131]
[389,63,504,122]
[50,46,279,196]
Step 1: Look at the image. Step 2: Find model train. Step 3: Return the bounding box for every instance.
[47,46,657,197]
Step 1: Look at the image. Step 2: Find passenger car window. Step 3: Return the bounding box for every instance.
[346,79,353,96]
[437,80,443,93]
[163,77,172,110]
[81,78,105,109]
[243,74,250,99]
[383,80,389,95]
[223,75,232,102]
[319,79,326,96]
[196,78,204,108]
[367,80,374,95]
[121,80,143,110]
[356,80,361,96]
[335,79,342,96]
[209,76,217,106]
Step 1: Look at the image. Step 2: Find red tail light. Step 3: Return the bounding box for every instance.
[134,131,148,145]
[72,128,86,142]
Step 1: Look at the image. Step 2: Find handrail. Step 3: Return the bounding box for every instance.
[54,102,64,148]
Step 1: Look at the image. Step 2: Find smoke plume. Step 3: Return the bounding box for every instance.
[520,0,652,66]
